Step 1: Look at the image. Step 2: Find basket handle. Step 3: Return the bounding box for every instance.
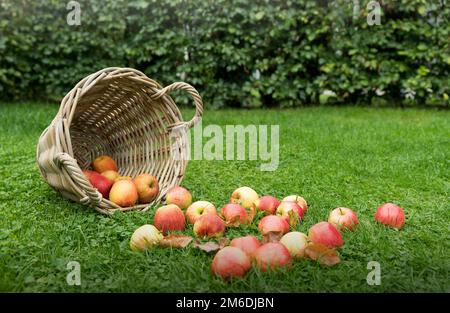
[53,152,102,206]
[151,82,203,129]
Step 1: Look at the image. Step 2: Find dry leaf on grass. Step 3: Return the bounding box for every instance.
[288,210,299,228]
[192,237,230,253]
[262,231,283,244]
[247,203,256,224]
[159,235,193,248]
[217,237,230,247]
[193,241,220,252]
[305,243,340,266]
[224,215,241,227]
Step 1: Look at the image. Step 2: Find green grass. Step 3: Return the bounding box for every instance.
[0,103,449,292]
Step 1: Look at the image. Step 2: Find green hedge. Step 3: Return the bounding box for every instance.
[0,0,449,107]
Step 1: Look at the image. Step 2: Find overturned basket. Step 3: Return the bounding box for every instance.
[36,67,202,214]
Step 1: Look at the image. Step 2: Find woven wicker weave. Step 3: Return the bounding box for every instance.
[36,67,203,214]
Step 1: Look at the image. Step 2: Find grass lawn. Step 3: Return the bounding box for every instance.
[0,103,449,292]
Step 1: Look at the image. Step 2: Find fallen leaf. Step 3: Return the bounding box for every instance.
[262,231,283,244]
[217,237,230,248]
[305,243,340,266]
[192,238,230,253]
[224,215,242,227]
[159,235,193,248]
[192,240,220,252]
[288,209,298,228]
[247,203,256,224]
[304,243,328,260]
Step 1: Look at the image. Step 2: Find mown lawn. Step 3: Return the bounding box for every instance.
[0,103,449,292]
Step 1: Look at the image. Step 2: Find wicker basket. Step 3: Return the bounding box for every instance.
[36,67,203,214]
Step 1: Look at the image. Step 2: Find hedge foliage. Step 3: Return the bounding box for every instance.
[0,0,449,107]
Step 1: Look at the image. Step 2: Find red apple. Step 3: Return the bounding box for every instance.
[279,231,308,258]
[165,186,192,209]
[185,201,217,224]
[276,201,304,223]
[282,195,308,213]
[83,170,112,198]
[308,222,343,248]
[255,195,280,215]
[258,215,290,235]
[230,186,259,209]
[92,155,118,173]
[134,174,159,203]
[193,213,225,238]
[230,235,261,258]
[254,242,292,271]
[221,203,248,226]
[153,204,185,234]
[109,180,138,207]
[328,207,359,231]
[211,246,252,279]
[374,203,405,229]
[101,170,120,184]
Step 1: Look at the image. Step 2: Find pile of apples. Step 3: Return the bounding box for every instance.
[82,155,159,207]
[129,185,406,280]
